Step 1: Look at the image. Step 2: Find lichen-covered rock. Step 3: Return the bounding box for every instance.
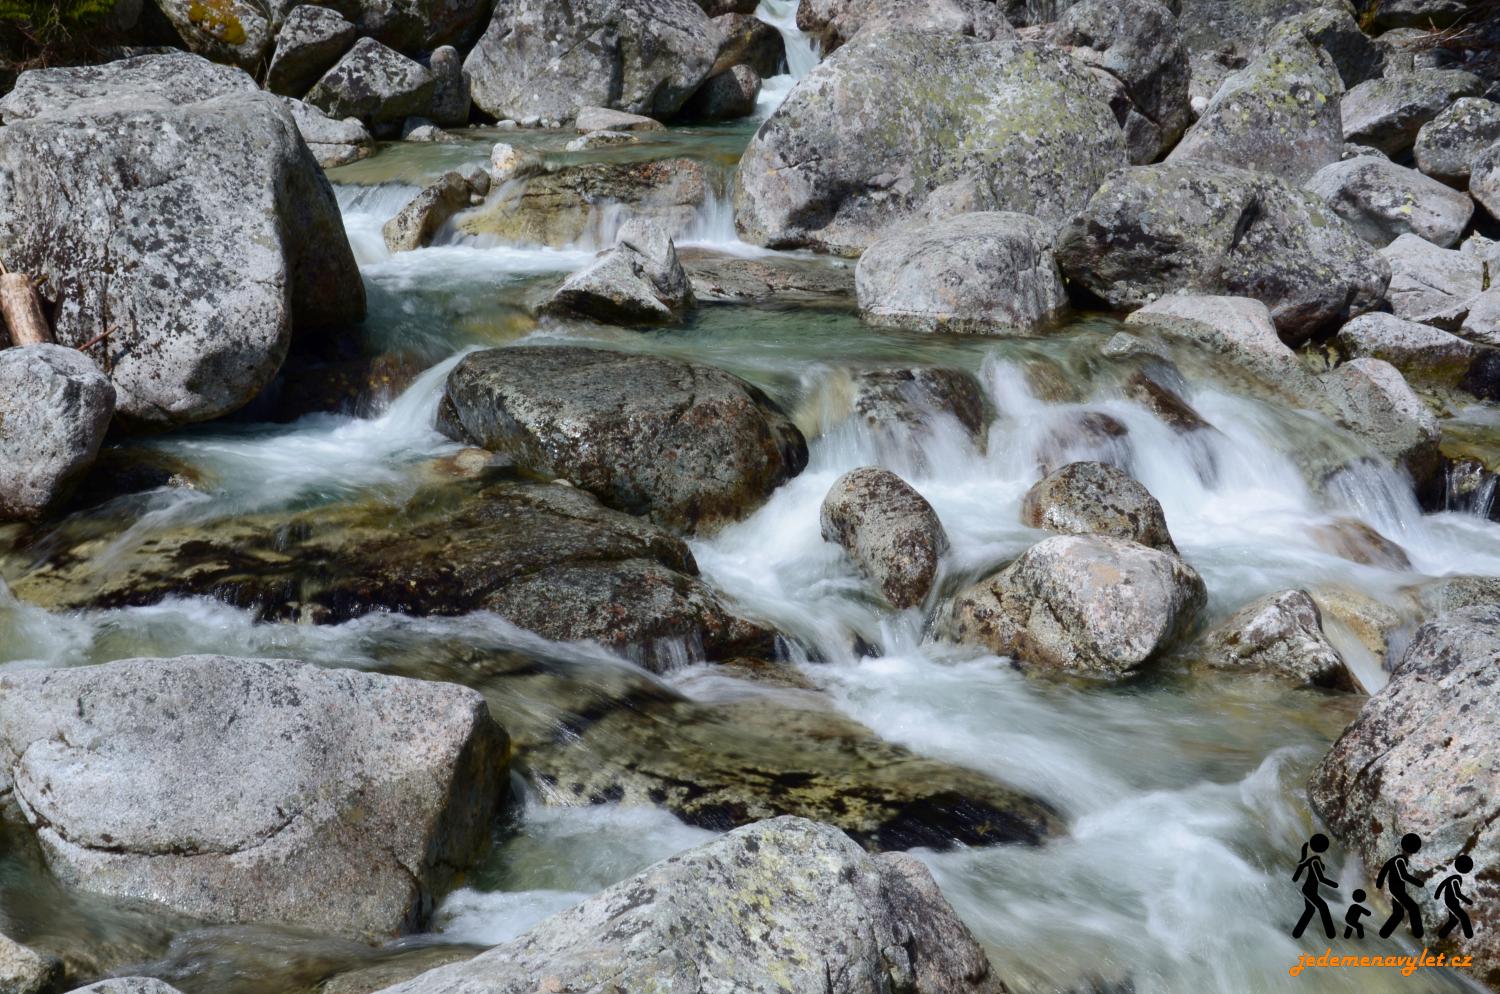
[574,106,665,133]
[1380,232,1485,329]
[854,212,1066,334]
[1021,461,1177,553]
[1199,589,1352,688]
[546,219,695,324]
[1335,311,1480,387]
[1305,156,1474,247]
[796,0,1015,52]
[1308,605,1500,979]
[426,45,470,127]
[682,64,761,121]
[11,478,775,668]
[1413,97,1500,186]
[283,96,375,168]
[0,932,61,994]
[939,534,1207,675]
[1057,164,1389,343]
[463,0,718,124]
[150,0,272,70]
[306,37,434,130]
[1168,37,1342,183]
[0,346,115,522]
[1267,5,1384,89]
[735,32,1126,254]
[1046,0,1191,164]
[382,170,487,252]
[1340,68,1486,156]
[439,347,807,532]
[266,4,355,97]
[1170,0,1346,63]
[0,655,507,939]
[0,55,365,426]
[1324,357,1441,482]
[820,467,949,609]
[459,158,707,247]
[369,818,1008,994]
[1475,141,1500,222]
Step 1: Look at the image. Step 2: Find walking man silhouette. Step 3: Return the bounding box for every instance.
[1377,833,1425,939]
[1435,855,1476,940]
[1293,833,1340,939]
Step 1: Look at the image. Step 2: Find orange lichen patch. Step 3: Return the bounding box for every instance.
[187,0,247,45]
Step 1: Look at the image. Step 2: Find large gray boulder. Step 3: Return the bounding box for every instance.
[547,219,695,324]
[821,467,949,609]
[735,32,1126,254]
[682,64,761,121]
[1476,141,1500,222]
[1309,605,1500,977]
[939,534,1207,675]
[1199,589,1352,688]
[0,55,365,427]
[150,0,272,70]
[1046,0,1191,164]
[854,212,1066,334]
[796,0,1015,52]
[1335,311,1480,387]
[1056,163,1389,343]
[1305,156,1474,247]
[0,345,115,521]
[265,4,356,98]
[305,37,435,130]
[427,44,471,127]
[1168,37,1343,184]
[283,96,374,169]
[1170,0,1352,64]
[1324,357,1441,482]
[1021,460,1177,553]
[710,12,786,78]
[368,817,1007,994]
[325,0,492,54]
[439,347,807,532]
[0,655,508,939]
[463,0,719,124]
[1413,97,1500,186]
[1380,232,1485,329]
[1267,5,1384,89]
[1340,69,1486,156]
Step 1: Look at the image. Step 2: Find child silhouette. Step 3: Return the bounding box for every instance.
[1435,855,1476,940]
[1344,889,1372,938]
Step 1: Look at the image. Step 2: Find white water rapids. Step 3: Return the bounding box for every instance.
[0,4,1494,993]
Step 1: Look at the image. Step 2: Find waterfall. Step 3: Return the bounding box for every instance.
[753,0,821,116]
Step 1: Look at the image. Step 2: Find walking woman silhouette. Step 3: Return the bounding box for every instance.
[1293,833,1340,939]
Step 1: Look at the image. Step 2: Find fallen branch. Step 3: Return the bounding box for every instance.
[0,272,51,346]
[75,324,116,352]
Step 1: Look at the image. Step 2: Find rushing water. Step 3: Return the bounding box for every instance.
[0,5,1494,993]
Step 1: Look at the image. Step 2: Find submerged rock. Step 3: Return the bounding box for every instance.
[1021,461,1177,553]
[682,253,856,305]
[459,158,707,247]
[463,0,718,123]
[1198,589,1352,688]
[735,32,1125,254]
[1056,164,1388,344]
[849,366,989,446]
[1046,0,1191,164]
[0,55,364,427]
[854,212,1067,334]
[1309,605,1500,978]
[12,478,777,667]
[0,655,507,939]
[573,106,665,133]
[439,347,806,532]
[939,534,1207,675]
[821,467,949,609]
[546,220,695,324]
[1168,36,1343,184]
[369,818,1009,994]
[382,169,487,252]
[1305,156,1474,248]
[1340,69,1485,156]
[0,346,115,522]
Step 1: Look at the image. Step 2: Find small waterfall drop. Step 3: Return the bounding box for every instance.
[754,0,820,116]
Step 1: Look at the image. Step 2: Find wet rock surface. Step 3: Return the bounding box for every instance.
[1021,461,1177,553]
[821,467,949,608]
[0,655,507,939]
[438,347,807,532]
[0,346,115,522]
[1198,589,1352,688]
